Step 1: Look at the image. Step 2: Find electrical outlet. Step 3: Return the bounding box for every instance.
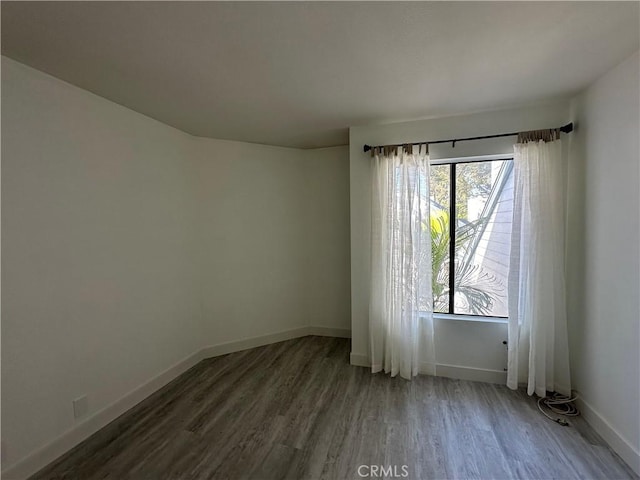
[73,395,88,419]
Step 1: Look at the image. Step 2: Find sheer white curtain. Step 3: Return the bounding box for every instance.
[369,146,435,380]
[508,134,571,397]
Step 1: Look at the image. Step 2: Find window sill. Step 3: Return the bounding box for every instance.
[427,313,509,324]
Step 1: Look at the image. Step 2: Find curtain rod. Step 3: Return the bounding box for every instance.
[362,122,573,153]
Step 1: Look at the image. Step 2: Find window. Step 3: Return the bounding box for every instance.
[429,156,513,318]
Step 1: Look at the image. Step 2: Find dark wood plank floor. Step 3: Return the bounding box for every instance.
[31,336,637,480]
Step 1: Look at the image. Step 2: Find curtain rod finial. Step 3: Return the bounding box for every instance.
[364,144,372,153]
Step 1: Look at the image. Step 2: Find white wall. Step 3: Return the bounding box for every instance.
[567,51,640,472]
[194,138,310,343]
[349,102,571,377]
[1,57,204,471]
[1,57,351,476]
[302,147,351,331]
[194,141,350,345]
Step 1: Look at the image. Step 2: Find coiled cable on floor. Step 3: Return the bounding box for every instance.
[537,393,580,426]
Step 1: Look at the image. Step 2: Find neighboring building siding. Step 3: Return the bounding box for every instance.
[470,166,513,317]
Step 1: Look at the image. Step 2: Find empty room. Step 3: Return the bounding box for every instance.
[1,2,639,479]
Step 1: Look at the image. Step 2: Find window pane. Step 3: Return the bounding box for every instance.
[454,160,512,316]
[429,164,450,313]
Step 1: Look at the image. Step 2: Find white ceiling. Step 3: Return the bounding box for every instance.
[2,2,639,148]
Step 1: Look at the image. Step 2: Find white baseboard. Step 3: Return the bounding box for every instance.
[574,393,640,475]
[200,326,350,358]
[200,327,311,358]
[1,326,351,480]
[349,355,506,385]
[350,352,370,367]
[435,363,507,384]
[1,348,205,480]
[307,326,351,338]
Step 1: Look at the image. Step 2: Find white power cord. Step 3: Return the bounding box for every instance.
[537,392,580,426]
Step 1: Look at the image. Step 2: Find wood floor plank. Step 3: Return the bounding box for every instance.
[30,336,638,480]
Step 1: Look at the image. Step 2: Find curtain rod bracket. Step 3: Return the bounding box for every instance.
[560,122,574,134]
